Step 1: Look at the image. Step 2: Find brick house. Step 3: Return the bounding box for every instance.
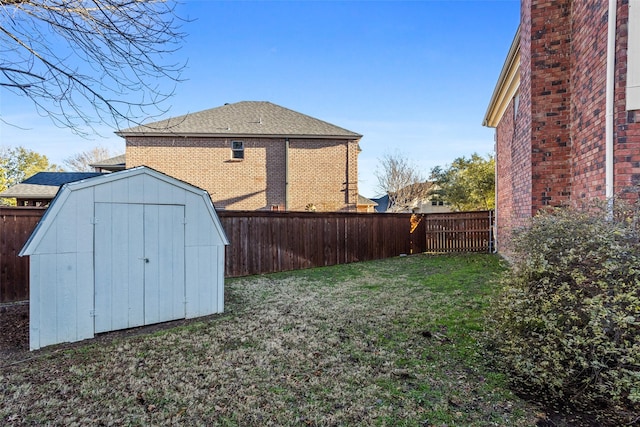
[118,101,362,211]
[483,0,640,252]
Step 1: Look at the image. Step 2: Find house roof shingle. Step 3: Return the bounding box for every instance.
[0,184,59,199]
[0,172,105,199]
[89,154,126,169]
[357,195,378,206]
[117,101,362,139]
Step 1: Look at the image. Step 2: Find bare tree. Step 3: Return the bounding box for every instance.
[0,0,186,136]
[374,151,431,213]
[63,145,115,171]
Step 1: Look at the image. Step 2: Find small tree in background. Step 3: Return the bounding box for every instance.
[0,146,62,205]
[64,146,116,172]
[429,153,495,211]
[374,151,430,212]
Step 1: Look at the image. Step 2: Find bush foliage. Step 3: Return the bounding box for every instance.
[485,201,640,424]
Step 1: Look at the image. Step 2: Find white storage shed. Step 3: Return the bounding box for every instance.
[20,166,229,350]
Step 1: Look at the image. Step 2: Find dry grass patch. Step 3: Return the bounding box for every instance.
[1,254,541,426]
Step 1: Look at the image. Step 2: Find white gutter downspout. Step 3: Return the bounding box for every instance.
[606,0,617,207]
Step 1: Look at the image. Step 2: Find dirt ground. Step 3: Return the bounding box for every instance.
[0,303,29,364]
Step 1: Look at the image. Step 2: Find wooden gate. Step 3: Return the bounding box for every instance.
[424,210,494,253]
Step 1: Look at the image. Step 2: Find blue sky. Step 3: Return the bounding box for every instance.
[0,0,520,198]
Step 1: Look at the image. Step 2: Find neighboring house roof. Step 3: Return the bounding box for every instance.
[357,195,378,207]
[372,195,390,213]
[483,26,521,128]
[116,101,363,139]
[89,154,126,171]
[23,172,105,186]
[0,172,105,199]
[0,183,59,199]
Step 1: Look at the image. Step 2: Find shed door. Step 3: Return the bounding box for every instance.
[94,203,185,334]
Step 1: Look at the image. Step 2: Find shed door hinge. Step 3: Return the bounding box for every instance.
[89,310,96,317]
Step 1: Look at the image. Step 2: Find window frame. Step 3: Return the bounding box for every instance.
[231,141,244,160]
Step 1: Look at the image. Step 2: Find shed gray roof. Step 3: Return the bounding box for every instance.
[117,101,362,139]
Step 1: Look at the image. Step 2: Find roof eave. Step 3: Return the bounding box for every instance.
[0,184,59,199]
[117,132,363,140]
[483,26,521,128]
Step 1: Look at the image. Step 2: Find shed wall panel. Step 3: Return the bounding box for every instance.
[216,245,225,312]
[56,196,78,254]
[94,181,112,203]
[55,252,77,344]
[37,254,57,348]
[185,246,203,317]
[107,178,130,203]
[36,219,57,254]
[185,245,223,318]
[77,193,94,254]
[142,174,160,204]
[29,258,41,350]
[76,251,94,341]
[127,174,145,202]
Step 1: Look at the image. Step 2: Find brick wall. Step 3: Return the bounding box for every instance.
[612,2,640,196]
[568,1,640,200]
[495,101,517,252]
[529,0,572,211]
[126,136,359,211]
[570,1,609,200]
[493,0,534,253]
[288,139,359,212]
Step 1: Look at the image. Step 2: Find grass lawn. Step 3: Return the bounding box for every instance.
[1,254,546,426]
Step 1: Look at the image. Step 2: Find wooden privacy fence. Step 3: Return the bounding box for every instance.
[0,208,494,303]
[0,207,47,303]
[219,211,427,277]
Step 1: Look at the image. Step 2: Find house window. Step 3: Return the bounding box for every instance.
[231,141,244,159]
[628,1,640,111]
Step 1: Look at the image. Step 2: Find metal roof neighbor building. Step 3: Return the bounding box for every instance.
[0,172,105,206]
[20,166,229,350]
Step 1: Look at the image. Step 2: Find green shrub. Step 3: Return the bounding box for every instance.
[485,201,640,424]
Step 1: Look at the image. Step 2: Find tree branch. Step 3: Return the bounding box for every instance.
[0,0,187,136]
